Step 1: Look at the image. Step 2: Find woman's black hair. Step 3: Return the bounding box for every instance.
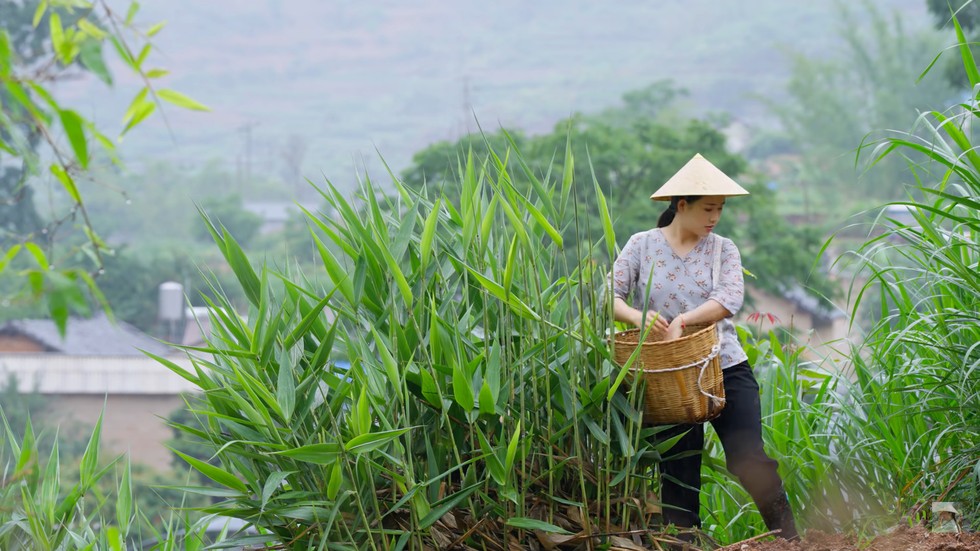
[656,195,702,228]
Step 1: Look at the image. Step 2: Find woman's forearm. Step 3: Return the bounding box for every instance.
[612,297,641,326]
[677,299,731,327]
[613,297,670,333]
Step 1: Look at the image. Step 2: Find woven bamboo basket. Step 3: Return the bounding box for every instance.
[609,323,726,425]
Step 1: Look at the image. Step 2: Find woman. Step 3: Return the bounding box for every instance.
[609,154,799,542]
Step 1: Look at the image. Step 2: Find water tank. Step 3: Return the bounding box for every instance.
[158,281,185,322]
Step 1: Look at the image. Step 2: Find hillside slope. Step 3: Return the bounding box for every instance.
[58,0,929,192]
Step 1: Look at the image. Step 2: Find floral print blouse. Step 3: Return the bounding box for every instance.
[610,228,748,369]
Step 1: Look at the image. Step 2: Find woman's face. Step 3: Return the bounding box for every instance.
[678,196,725,237]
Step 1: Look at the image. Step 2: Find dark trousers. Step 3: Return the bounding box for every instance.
[658,361,798,540]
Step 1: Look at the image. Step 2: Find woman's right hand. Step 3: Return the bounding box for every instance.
[634,310,669,335]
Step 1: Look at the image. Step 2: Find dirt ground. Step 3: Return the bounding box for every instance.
[716,525,980,551]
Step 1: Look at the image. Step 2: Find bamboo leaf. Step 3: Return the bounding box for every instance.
[77,18,106,40]
[312,234,354,305]
[260,470,294,510]
[452,360,475,411]
[0,30,12,77]
[480,193,499,253]
[931,110,980,169]
[50,164,81,203]
[589,148,616,260]
[273,443,341,465]
[109,35,135,70]
[505,517,573,534]
[121,97,155,135]
[514,191,563,248]
[15,416,35,473]
[418,483,479,529]
[134,43,151,67]
[210,220,260,307]
[345,427,410,455]
[157,88,210,111]
[478,381,495,415]
[379,239,413,309]
[79,39,112,85]
[78,409,104,487]
[504,421,521,474]
[282,289,335,349]
[59,109,88,168]
[502,233,518,298]
[372,328,403,400]
[460,262,540,321]
[276,346,296,423]
[115,459,132,535]
[419,198,441,269]
[24,241,49,268]
[49,12,66,63]
[391,199,419,261]
[326,462,343,500]
[953,15,980,88]
[0,245,21,272]
[354,386,370,436]
[497,190,530,247]
[125,2,140,25]
[146,21,167,37]
[172,449,248,494]
[475,427,505,485]
[32,1,45,28]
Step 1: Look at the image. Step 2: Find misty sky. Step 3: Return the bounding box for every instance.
[55,0,929,192]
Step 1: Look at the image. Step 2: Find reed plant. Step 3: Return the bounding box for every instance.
[704,21,980,538]
[836,19,980,529]
[0,411,137,550]
[155,26,980,547]
[154,139,707,549]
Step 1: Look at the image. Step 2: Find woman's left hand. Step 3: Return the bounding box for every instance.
[665,316,685,341]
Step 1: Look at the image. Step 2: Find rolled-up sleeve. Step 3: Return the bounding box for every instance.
[709,238,744,316]
[610,234,641,302]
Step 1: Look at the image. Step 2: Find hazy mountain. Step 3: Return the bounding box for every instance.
[56,0,929,194]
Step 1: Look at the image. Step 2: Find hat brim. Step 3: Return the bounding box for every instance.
[650,153,750,200]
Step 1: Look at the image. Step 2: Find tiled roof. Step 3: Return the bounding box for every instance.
[0,313,173,356]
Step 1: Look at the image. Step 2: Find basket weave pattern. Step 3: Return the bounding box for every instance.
[610,323,726,425]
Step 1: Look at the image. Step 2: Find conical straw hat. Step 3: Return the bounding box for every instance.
[650,153,749,201]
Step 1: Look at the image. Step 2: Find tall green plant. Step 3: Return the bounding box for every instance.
[0,411,136,550]
[837,15,980,529]
[156,139,724,549]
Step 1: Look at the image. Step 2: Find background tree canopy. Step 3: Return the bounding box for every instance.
[400,81,837,302]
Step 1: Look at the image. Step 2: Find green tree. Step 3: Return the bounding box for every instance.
[401,129,528,206]
[92,248,195,333]
[531,113,744,240]
[0,0,207,334]
[192,194,262,248]
[401,81,835,300]
[0,1,49,246]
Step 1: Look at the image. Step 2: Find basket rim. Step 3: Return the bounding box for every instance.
[609,322,715,346]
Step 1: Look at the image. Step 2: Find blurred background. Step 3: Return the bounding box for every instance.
[1,0,972,521]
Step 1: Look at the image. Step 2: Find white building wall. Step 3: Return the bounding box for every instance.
[0,354,202,472]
